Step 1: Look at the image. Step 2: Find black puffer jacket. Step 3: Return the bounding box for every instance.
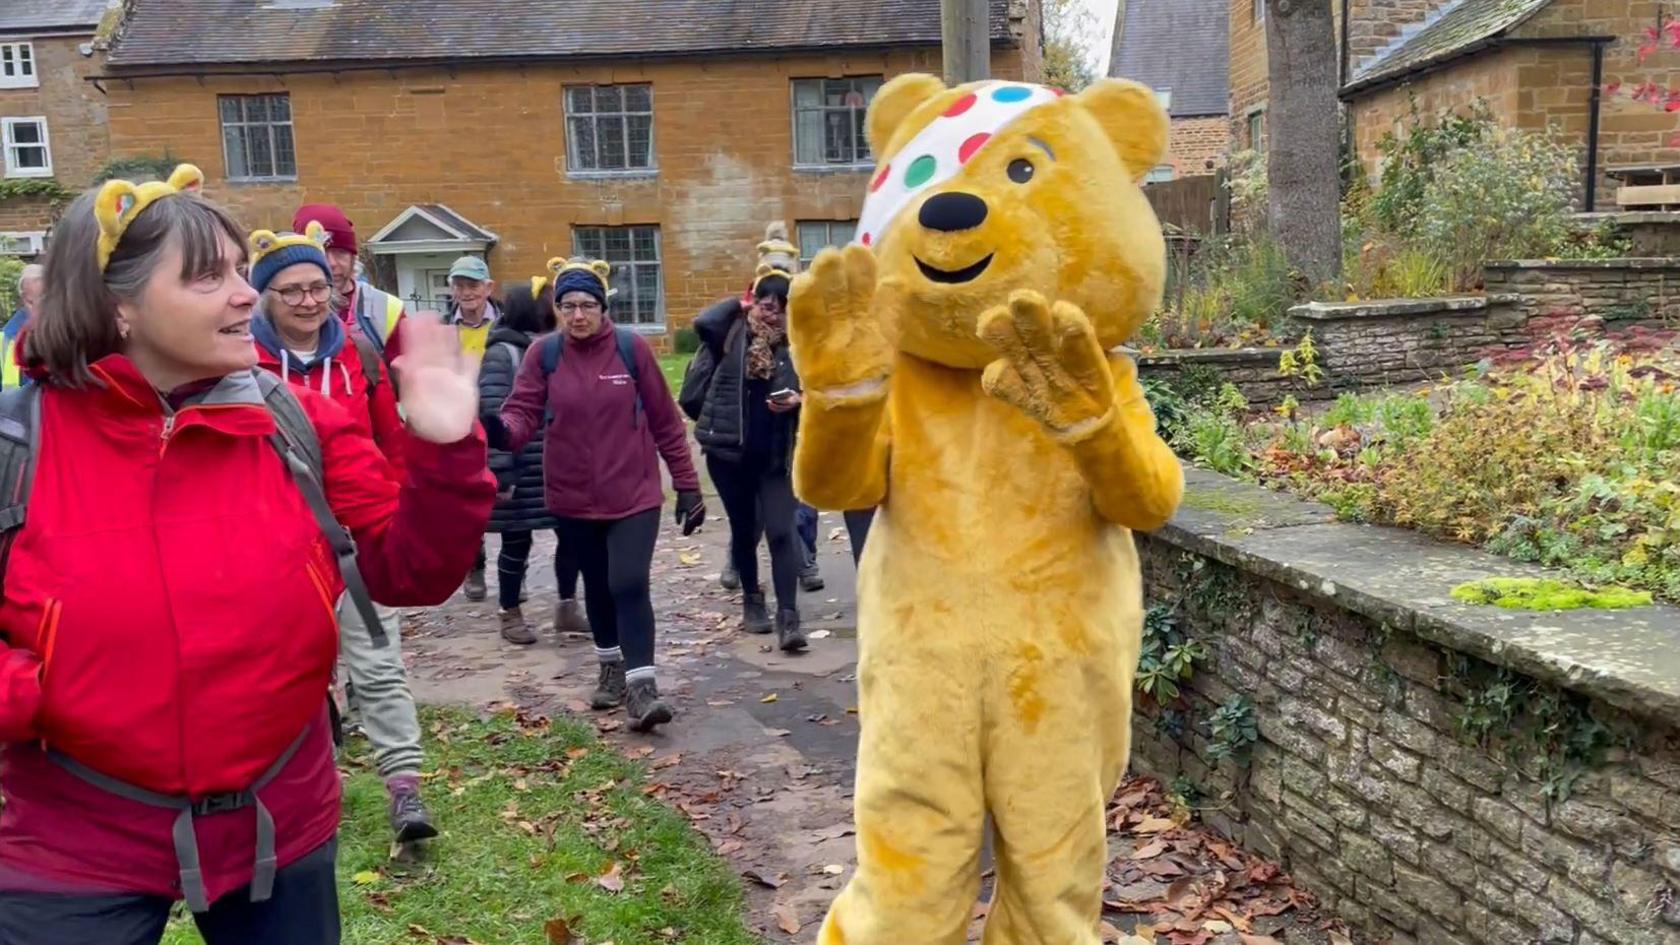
[479,326,560,533]
[686,298,800,467]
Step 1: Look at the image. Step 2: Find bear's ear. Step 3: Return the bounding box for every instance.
[1073,79,1169,181]
[866,73,948,158]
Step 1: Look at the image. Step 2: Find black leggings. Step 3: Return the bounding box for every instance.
[555,509,661,670]
[708,453,801,611]
[491,530,582,610]
[0,838,338,945]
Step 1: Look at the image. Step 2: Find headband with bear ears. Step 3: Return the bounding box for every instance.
[751,263,794,296]
[95,164,206,273]
[248,221,329,267]
[531,275,550,297]
[549,258,613,293]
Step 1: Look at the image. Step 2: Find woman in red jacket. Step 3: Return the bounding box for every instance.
[0,167,495,945]
[490,260,703,733]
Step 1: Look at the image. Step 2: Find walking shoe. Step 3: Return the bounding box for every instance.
[743,593,772,634]
[463,568,487,602]
[591,661,628,710]
[799,560,826,592]
[626,677,674,732]
[388,780,439,843]
[720,562,741,591]
[555,597,589,635]
[777,608,808,653]
[499,607,537,645]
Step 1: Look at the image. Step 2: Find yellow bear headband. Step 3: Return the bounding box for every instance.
[248,221,328,268]
[95,164,206,273]
[751,263,793,295]
[531,275,549,297]
[551,258,613,293]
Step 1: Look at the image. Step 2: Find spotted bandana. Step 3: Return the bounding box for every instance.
[854,81,1064,249]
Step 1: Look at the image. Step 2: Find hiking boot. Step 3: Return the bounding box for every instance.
[499,607,537,645]
[389,783,439,843]
[777,608,808,653]
[720,562,741,591]
[799,560,826,593]
[463,568,487,602]
[555,597,588,635]
[627,677,674,732]
[591,661,627,710]
[743,593,772,634]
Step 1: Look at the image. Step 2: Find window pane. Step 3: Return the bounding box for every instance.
[794,109,824,165]
[1,47,13,76]
[627,114,652,168]
[567,86,593,113]
[599,117,626,169]
[219,97,241,123]
[15,146,45,171]
[224,125,249,179]
[833,221,856,245]
[575,229,602,258]
[10,122,39,146]
[273,124,297,176]
[595,85,623,113]
[624,85,651,112]
[824,111,853,163]
[635,265,660,323]
[246,125,274,177]
[792,79,821,108]
[603,228,631,258]
[861,76,882,100]
[268,94,291,121]
[568,116,597,169]
[854,108,870,162]
[244,96,270,124]
[20,45,34,77]
[632,227,656,259]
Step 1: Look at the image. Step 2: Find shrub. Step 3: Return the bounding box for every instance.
[672,326,701,354]
[0,257,23,324]
[1371,103,1494,236]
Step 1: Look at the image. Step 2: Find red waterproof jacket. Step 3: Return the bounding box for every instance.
[0,355,495,901]
[499,322,699,520]
[252,314,406,473]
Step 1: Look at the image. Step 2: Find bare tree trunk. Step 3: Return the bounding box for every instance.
[1264,0,1341,284]
[941,0,991,84]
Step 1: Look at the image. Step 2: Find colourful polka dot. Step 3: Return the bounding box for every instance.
[861,232,873,247]
[958,133,991,164]
[903,155,938,188]
[943,93,978,117]
[991,85,1032,103]
[870,163,892,193]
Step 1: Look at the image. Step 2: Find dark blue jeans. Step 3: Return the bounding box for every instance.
[0,838,339,945]
[796,504,819,559]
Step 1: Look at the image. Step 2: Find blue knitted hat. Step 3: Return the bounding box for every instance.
[552,264,609,307]
[248,224,333,294]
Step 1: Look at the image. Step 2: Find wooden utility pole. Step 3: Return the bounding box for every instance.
[941,0,990,85]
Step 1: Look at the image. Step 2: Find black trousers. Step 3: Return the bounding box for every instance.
[555,508,661,669]
[477,531,581,609]
[0,838,338,945]
[708,453,801,611]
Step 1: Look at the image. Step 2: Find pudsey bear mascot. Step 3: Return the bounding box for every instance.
[788,74,1185,945]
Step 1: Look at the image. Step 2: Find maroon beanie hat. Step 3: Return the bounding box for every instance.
[292,203,357,256]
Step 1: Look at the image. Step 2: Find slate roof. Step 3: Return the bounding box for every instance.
[107,0,1018,69]
[1109,0,1229,117]
[1346,0,1555,93]
[0,0,111,34]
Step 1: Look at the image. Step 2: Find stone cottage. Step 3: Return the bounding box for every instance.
[1110,0,1233,182]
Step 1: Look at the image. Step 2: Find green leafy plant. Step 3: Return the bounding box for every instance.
[672,326,700,355]
[1206,695,1259,763]
[0,258,24,322]
[1276,331,1324,388]
[1450,577,1653,611]
[1451,661,1613,804]
[0,178,72,204]
[1137,605,1208,703]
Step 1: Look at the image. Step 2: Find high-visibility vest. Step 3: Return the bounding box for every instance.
[350,284,405,357]
[1,312,29,388]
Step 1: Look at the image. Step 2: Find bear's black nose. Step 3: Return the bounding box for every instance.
[918,192,989,233]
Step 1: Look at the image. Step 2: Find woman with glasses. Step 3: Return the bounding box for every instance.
[488,259,703,733]
[248,225,442,845]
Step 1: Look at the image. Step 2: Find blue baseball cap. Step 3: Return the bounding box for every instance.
[448,255,490,281]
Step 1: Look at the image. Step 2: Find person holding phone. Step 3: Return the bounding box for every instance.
[686,224,808,653]
[485,259,702,732]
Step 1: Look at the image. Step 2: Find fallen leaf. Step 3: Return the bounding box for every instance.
[761,693,779,704]
[679,551,702,566]
[821,864,845,875]
[596,862,626,893]
[715,839,745,855]
[545,917,576,945]
[351,869,380,886]
[1211,906,1253,933]
[1133,840,1168,860]
[1133,817,1177,835]
[743,868,788,889]
[1202,920,1232,934]
[566,747,589,760]
[773,903,801,935]
[1239,937,1285,945]
[513,777,529,792]
[652,754,682,769]
[1327,934,1353,945]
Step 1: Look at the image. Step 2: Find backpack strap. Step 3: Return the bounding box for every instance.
[0,385,41,593]
[614,327,644,421]
[253,371,388,649]
[351,333,382,393]
[540,332,562,377]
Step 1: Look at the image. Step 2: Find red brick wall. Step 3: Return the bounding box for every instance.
[0,34,111,234]
[1228,0,1269,147]
[1167,116,1232,175]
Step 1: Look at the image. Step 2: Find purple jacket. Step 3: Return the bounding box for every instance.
[499,322,700,520]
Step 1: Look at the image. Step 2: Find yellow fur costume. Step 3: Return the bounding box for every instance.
[788,75,1183,945]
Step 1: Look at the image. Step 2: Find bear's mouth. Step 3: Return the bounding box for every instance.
[915,254,993,285]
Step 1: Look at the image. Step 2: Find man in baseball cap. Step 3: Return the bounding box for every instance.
[444,254,498,356]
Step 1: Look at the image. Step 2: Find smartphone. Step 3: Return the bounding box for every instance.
[769,388,797,403]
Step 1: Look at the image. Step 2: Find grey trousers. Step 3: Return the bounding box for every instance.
[336,596,423,778]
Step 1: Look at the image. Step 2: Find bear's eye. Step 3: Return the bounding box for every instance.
[1007,158,1035,184]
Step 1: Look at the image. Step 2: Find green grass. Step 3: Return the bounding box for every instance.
[165,706,756,945]
[658,353,688,393]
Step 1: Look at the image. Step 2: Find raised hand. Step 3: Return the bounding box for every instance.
[788,244,902,397]
[393,312,480,444]
[978,291,1116,440]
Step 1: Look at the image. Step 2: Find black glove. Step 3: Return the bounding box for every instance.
[675,489,706,535]
[480,412,509,451]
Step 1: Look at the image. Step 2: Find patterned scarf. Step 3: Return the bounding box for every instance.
[745,302,784,380]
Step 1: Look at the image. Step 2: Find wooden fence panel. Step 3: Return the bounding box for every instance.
[1144,172,1228,236]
